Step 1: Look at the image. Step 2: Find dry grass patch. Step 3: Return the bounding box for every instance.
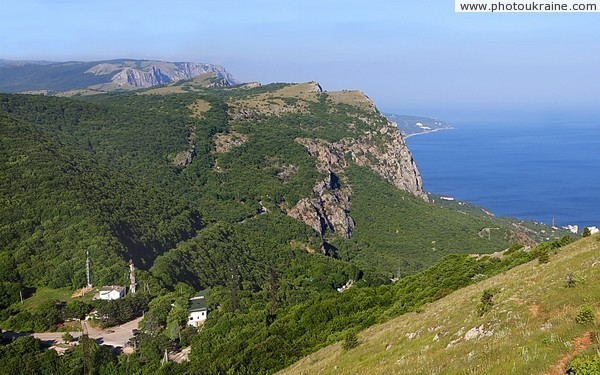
[228,82,379,120]
[228,83,319,118]
[327,90,377,112]
[188,99,212,118]
[139,85,188,95]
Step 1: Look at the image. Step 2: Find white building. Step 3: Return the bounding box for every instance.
[589,226,599,235]
[97,285,125,300]
[563,225,579,234]
[188,291,208,327]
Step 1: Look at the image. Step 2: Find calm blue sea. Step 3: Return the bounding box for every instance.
[406,121,600,228]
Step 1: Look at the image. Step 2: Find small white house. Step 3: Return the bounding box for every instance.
[188,291,208,327]
[97,285,126,300]
[589,226,599,235]
[563,225,579,234]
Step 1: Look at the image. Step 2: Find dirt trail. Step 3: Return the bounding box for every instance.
[543,330,593,375]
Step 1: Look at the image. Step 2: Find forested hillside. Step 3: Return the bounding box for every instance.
[0,80,567,373]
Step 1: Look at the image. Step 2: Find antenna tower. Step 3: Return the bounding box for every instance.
[129,259,137,294]
[86,251,92,289]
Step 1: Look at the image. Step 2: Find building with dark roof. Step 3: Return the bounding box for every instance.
[188,290,208,327]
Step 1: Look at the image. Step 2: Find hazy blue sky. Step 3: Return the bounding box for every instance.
[2,0,599,121]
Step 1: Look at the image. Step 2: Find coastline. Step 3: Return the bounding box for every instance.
[402,127,454,139]
[406,122,600,228]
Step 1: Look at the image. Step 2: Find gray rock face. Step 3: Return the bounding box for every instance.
[86,60,239,88]
[288,172,354,238]
[288,139,353,238]
[338,125,426,200]
[112,66,171,87]
[296,124,426,201]
[289,123,426,238]
[172,127,197,167]
[0,59,239,93]
[172,149,195,167]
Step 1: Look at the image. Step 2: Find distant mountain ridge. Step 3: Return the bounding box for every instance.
[384,113,453,137]
[0,59,238,93]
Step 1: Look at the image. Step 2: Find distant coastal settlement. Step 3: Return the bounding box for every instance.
[433,193,596,237]
[384,113,453,138]
[403,126,454,139]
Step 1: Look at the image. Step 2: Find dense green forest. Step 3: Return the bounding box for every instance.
[0,82,568,373]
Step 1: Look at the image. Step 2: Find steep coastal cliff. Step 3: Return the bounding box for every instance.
[225,82,426,238]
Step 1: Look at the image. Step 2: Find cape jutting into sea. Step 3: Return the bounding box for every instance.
[406,120,600,229]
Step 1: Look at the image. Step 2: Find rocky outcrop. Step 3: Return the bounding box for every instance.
[112,66,171,87]
[172,127,196,167]
[173,149,195,167]
[338,125,426,200]
[288,172,354,238]
[288,138,354,238]
[296,123,426,201]
[276,164,298,181]
[308,81,323,92]
[288,123,427,237]
[214,132,248,153]
[288,122,426,238]
[296,138,347,174]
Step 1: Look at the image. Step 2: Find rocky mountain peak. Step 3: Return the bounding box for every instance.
[85,60,239,88]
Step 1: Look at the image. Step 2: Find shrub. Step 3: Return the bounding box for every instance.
[342,331,359,350]
[576,305,596,324]
[538,250,550,264]
[568,356,600,374]
[477,288,497,316]
[582,227,592,237]
[505,243,524,255]
[566,274,577,288]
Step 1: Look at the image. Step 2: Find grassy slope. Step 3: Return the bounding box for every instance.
[281,234,600,375]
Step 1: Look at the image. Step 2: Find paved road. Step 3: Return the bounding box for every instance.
[4,317,142,348]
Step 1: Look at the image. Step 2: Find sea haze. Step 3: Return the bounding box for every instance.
[406,120,600,229]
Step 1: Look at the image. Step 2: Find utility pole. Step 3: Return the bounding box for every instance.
[129,259,136,295]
